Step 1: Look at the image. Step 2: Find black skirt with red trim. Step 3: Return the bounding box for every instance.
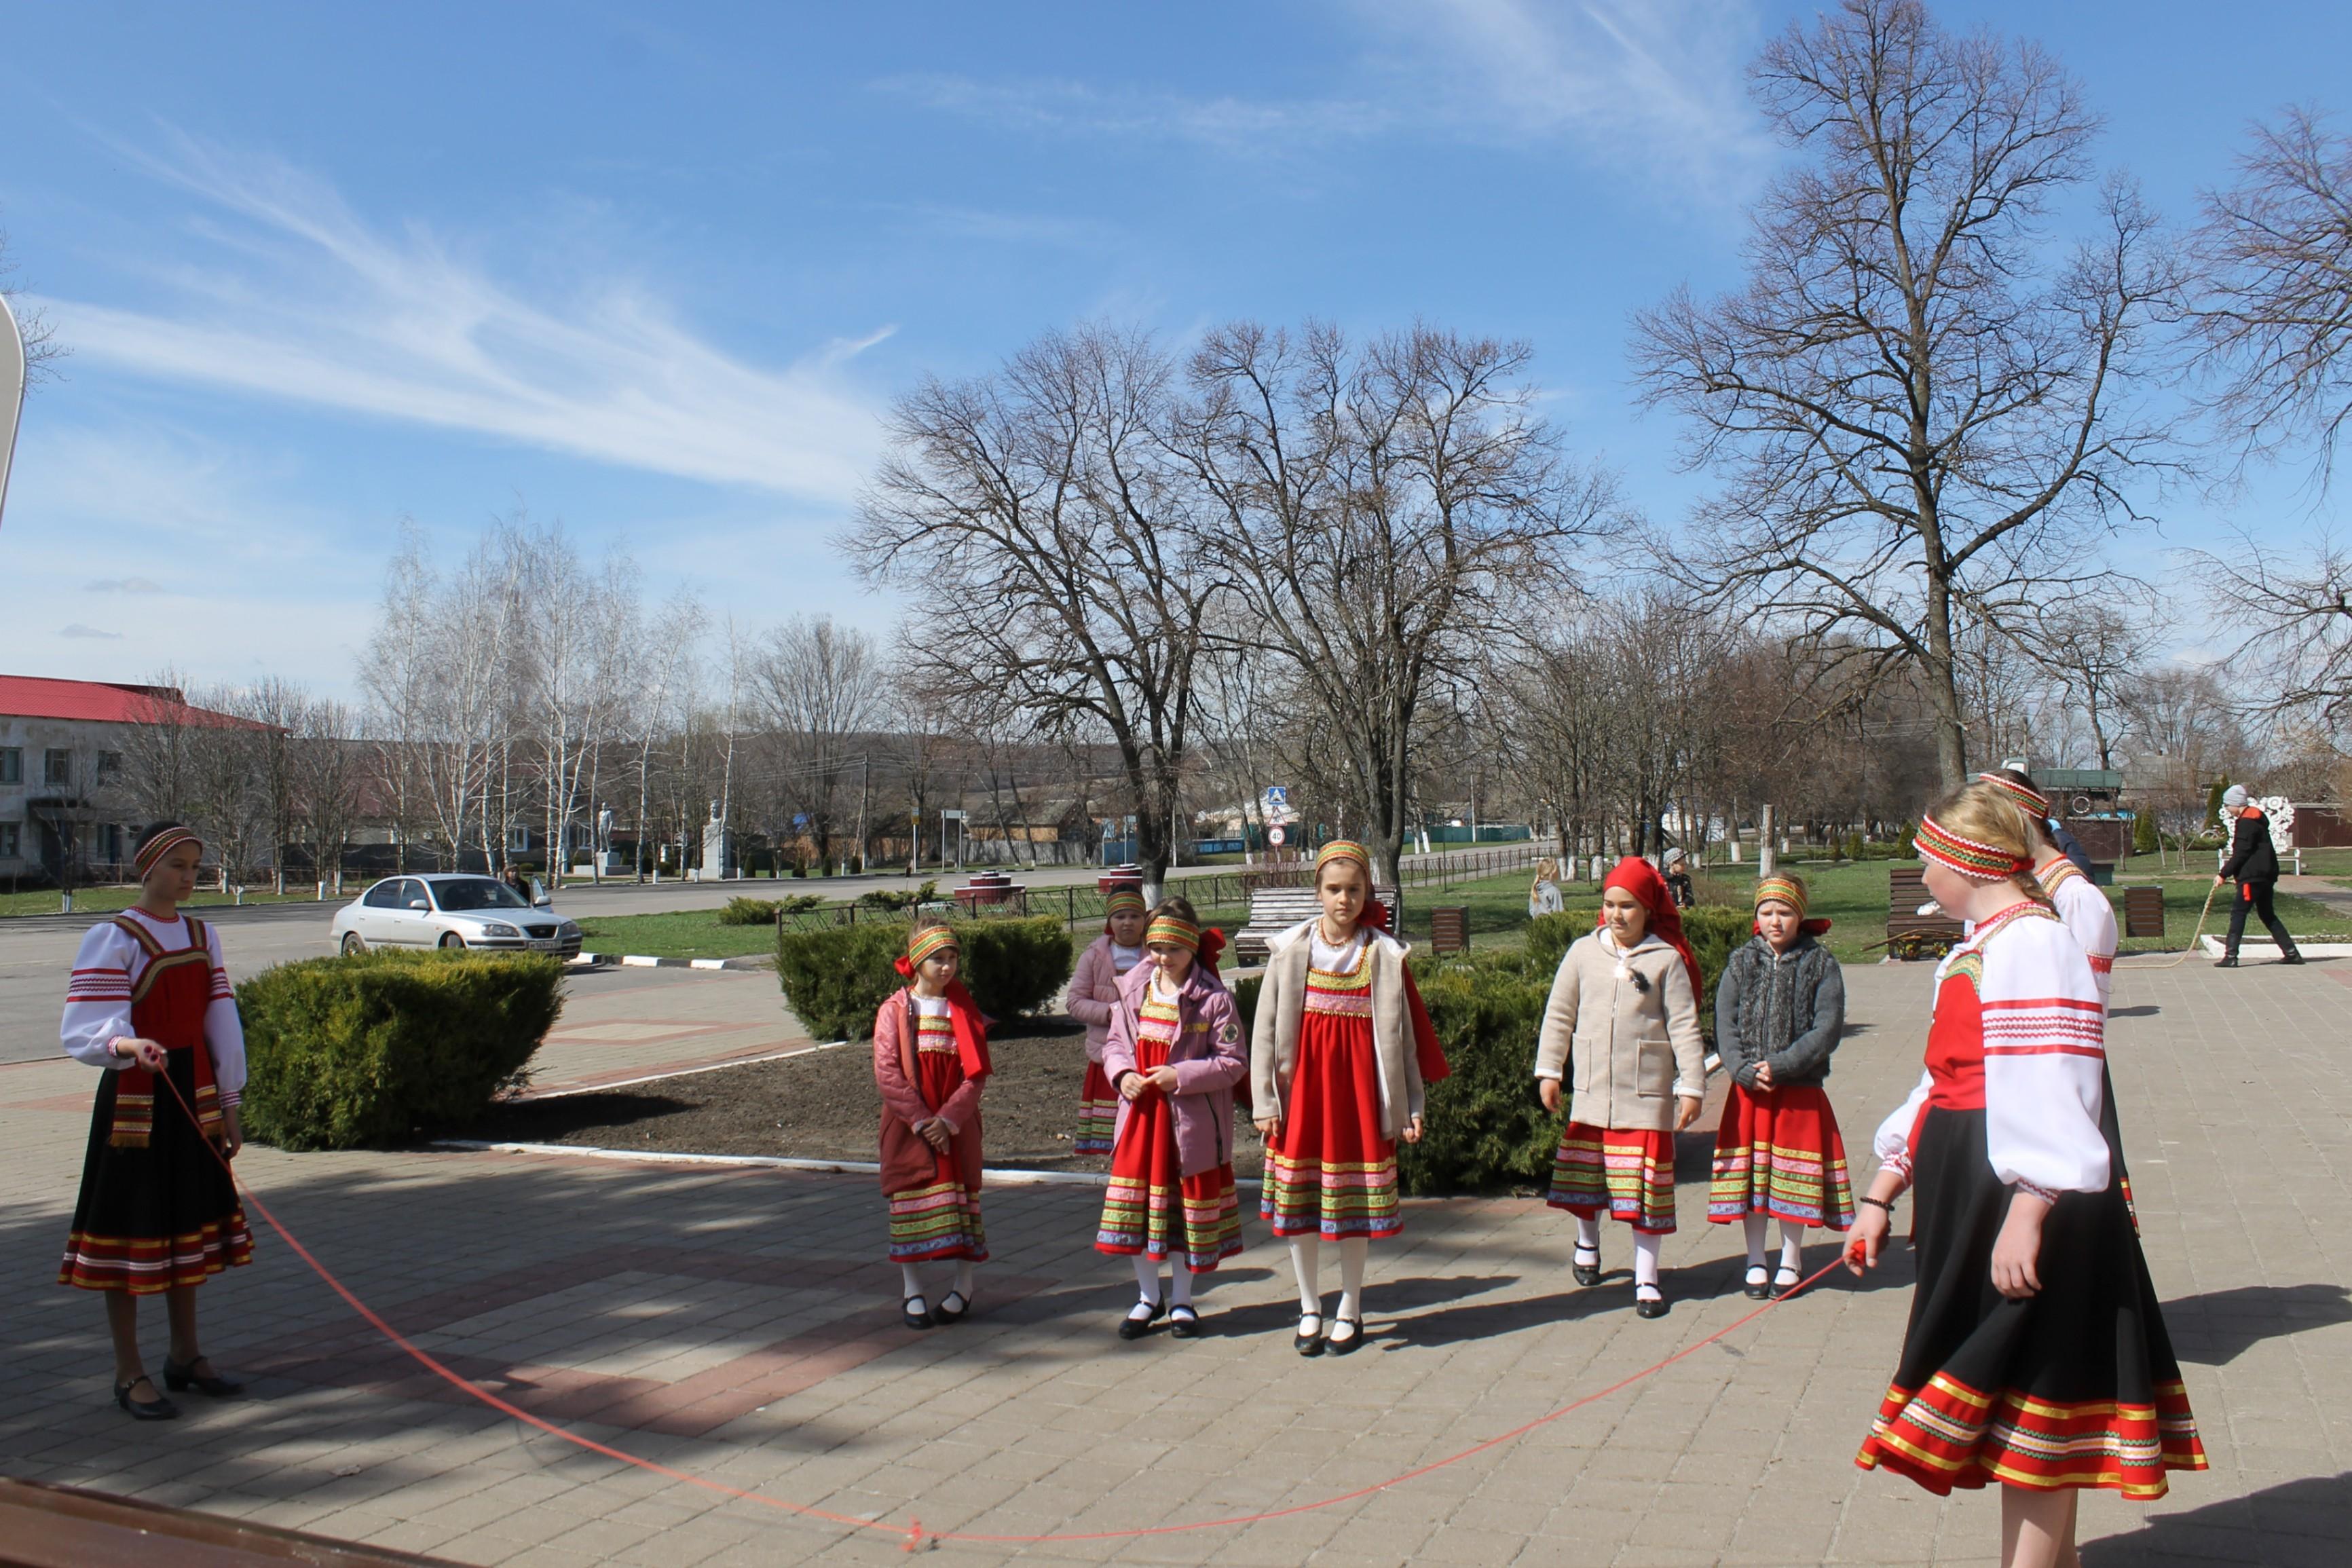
[1854,1105,2203,1498]
[58,1058,252,1294]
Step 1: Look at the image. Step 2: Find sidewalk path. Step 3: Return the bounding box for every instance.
[1,958,2344,1565]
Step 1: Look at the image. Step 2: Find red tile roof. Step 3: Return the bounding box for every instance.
[0,675,261,728]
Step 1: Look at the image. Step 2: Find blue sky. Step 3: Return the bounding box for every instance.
[3,1,2345,698]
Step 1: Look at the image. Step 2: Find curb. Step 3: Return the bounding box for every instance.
[575,952,772,971]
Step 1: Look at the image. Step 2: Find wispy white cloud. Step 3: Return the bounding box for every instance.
[884,0,1772,207]
[40,132,886,503]
[87,576,165,593]
[60,623,124,639]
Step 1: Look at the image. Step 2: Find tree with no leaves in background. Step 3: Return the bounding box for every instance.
[755,614,886,871]
[1177,321,1605,886]
[0,214,66,383]
[1632,0,2180,791]
[848,324,1218,900]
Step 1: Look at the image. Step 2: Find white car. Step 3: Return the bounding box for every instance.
[331,874,582,958]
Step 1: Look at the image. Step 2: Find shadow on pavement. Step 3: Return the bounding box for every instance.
[2081,1470,2352,1565]
[2159,1283,2352,1366]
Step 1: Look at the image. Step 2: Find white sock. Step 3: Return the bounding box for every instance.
[900,1264,925,1301]
[954,1260,975,1297]
[1337,1237,1369,1322]
[1743,1214,1770,1271]
[1168,1267,1195,1309]
[1633,1231,1662,1292]
[1288,1236,1322,1316]
[1780,1223,1806,1277]
[1574,1216,1602,1254]
[1132,1254,1161,1303]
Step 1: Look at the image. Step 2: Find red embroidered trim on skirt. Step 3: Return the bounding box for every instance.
[1856,1372,2207,1499]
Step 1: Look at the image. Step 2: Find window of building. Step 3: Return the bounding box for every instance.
[0,748,19,785]
[0,823,18,859]
[96,751,122,781]
[97,823,124,865]
[44,749,72,786]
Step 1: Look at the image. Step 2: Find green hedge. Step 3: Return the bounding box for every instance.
[774,916,1076,1041]
[717,894,827,926]
[1400,950,1556,1194]
[238,951,563,1151]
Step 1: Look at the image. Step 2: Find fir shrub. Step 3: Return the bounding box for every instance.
[238,951,563,1151]
[772,915,1075,1041]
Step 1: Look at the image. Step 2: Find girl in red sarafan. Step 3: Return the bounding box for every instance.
[1066,888,1149,1155]
[1094,899,1247,1340]
[873,920,990,1330]
[1848,783,2205,1568]
[58,822,253,1421]
[1250,840,1449,1357]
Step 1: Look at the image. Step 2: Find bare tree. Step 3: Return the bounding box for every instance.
[1178,321,1601,884]
[2184,530,2352,733]
[851,324,1219,899]
[0,214,66,382]
[287,697,364,893]
[1633,0,2181,790]
[625,589,705,879]
[2194,107,2352,485]
[754,615,886,872]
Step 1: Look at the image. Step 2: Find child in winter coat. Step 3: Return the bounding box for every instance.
[872,921,990,1330]
[1067,889,1149,1154]
[1708,873,1853,1299]
[1094,899,1247,1339]
[1533,857,1708,1319]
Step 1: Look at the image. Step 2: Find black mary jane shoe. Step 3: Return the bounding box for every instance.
[1117,1299,1166,1341]
[1572,1246,1603,1288]
[162,1356,244,1398]
[903,1295,935,1331]
[1324,1317,1366,1356]
[1168,1305,1202,1340]
[933,1290,971,1326]
[1742,1265,1772,1301]
[1294,1313,1326,1356]
[115,1377,180,1421]
[1772,1266,1804,1300]
[1634,1287,1669,1320]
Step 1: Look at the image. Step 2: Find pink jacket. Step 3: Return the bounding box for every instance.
[1067,935,1136,1064]
[1102,962,1247,1176]
[872,990,986,1196]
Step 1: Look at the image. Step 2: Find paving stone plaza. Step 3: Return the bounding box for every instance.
[4,959,2347,1566]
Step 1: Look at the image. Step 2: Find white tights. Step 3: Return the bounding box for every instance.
[1133,1254,1195,1309]
[1287,1235,1368,1320]
[1577,1216,1662,1292]
[1742,1214,1806,1275]
[900,1259,977,1303]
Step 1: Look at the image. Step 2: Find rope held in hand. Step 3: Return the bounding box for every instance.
[162,1075,1841,1550]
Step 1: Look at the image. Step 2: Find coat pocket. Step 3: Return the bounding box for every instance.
[1635,1039,1674,1098]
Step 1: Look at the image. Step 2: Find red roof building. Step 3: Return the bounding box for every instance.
[0,674,254,728]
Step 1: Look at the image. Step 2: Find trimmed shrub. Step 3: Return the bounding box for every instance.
[1400,952,1556,1195]
[959,917,1075,1024]
[238,951,563,1151]
[774,915,1075,1041]
[717,894,825,926]
[857,880,939,912]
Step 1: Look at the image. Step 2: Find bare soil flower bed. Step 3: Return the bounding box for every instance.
[464,1016,1267,1177]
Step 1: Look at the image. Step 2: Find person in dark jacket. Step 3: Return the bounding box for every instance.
[2214,785,2302,967]
[1707,874,1853,1298]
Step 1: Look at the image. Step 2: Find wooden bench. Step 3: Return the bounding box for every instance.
[1428,906,1470,956]
[1887,867,1964,952]
[1233,881,1404,964]
[2123,885,2165,938]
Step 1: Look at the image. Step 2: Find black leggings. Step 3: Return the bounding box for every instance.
[2225,879,2295,951]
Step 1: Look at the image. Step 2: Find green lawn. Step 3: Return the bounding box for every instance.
[572,910,784,960]
[0,885,340,919]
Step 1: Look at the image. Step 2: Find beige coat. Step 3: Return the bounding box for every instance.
[1533,929,1707,1132]
[1250,920,1426,1138]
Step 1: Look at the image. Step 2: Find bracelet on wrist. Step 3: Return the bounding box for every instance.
[1856,1195,1896,1215]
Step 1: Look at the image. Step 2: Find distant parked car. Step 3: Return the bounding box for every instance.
[331,874,582,959]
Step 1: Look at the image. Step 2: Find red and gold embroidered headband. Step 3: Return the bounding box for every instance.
[134,827,203,880]
[1144,914,1200,952]
[1104,889,1146,920]
[1976,772,2049,817]
[906,925,960,967]
[1914,815,2030,880]
[1315,840,1370,877]
[1753,874,1809,917]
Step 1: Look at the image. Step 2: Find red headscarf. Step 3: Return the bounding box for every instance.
[1599,856,1703,1000]
[893,935,991,1079]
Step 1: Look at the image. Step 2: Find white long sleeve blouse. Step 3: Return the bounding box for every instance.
[61,909,246,1107]
[1871,906,2106,1197]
